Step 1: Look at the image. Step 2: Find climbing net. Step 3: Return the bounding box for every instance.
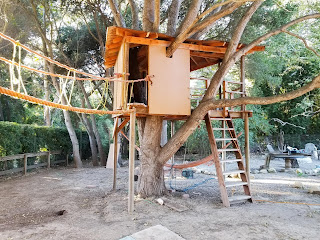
[0,32,150,115]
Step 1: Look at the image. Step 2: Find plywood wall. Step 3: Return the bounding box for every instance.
[113,42,125,111]
[148,45,191,116]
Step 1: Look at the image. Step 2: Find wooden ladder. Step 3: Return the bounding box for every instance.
[205,113,252,207]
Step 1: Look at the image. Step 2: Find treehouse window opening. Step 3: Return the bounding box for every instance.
[128,45,148,105]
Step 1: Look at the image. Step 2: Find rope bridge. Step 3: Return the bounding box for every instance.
[0,31,149,115]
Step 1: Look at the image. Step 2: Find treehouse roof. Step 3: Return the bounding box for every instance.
[104,26,265,71]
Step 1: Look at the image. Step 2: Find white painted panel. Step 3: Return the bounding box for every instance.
[148,45,190,115]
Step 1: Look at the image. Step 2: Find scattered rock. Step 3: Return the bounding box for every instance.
[308,186,320,193]
[293,181,304,189]
[56,210,67,216]
[267,168,277,173]
[156,198,164,205]
[250,175,255,179]
[259,169,268,174]
[182,194,190,199]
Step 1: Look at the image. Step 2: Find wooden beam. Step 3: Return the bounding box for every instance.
[244,113,250,184]
[24,154,27,176]
[128,109,136,213]
[190,51,225,59]
[204,114,230,207]
[112,117,119,191]
[116,118,130,135]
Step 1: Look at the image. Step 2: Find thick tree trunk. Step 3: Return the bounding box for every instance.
[137,116,167,197]
[81,111,99,166]
[63,109,83,168]
[78,81,106,166]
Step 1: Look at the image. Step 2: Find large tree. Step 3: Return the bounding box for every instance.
[106,0,320,197]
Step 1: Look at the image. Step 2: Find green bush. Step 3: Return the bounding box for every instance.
[0,121,89,157]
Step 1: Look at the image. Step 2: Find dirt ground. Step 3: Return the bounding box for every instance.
[0,155,320,240]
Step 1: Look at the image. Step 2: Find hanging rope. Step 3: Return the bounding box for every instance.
[0,86,134,115]
[0,31,151,83]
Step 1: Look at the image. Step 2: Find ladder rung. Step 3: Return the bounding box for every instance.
[218,149,239,152]
[228,195,252,202]
[220,159,242,163]
[210,118,232,121]
[226,182,248,188]
[223,170,245,175]
[225,90,245,94]
[215,138,237,141]
[212,128,234,131]
[225,80,243,85]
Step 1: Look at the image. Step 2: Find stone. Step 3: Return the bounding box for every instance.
[252,169,259,174]
[156,198,164,205]
[259,169,268,174]
[308,186,320,193]
[293,181,304,189]
[182,194,190,199]
[267,168,277,173]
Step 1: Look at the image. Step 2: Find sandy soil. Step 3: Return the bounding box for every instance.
[0,156,319,240]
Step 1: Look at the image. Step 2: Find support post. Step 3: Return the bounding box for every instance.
[47,151,51,169]
[24,154,27,176]
[244,112,250,181]
[128,109,136,213]
[113,126,118,191]
[66,153,69,166]
[241,56,246,114]
[170,120,175,164]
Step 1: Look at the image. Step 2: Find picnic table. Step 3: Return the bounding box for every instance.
[264,145,311,169]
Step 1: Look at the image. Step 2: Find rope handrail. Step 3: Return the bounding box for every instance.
[0,56,149,83]
[0,86,134,115]
[0,31,151,83]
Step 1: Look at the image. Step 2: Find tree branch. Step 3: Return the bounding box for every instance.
[166,2,243,57]
[166,0,182,36]
[107,0,126,27]
[143,0,155,31]
[223,0,263,61]
[283,30,320,57]
[128,0,139,30]
[153,0,160,31]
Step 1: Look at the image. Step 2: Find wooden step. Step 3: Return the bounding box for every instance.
[218,148,239,152]
[215,138,237,141]
[223,170,245,175]
[228,195,252,203]
[225,182,248,188]
[220,158,242,163]
[212,128,234,131]
[210,118,232,121]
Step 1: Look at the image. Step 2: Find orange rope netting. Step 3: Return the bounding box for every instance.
[0,86,133,115]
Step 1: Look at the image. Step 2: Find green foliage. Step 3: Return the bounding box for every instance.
[0,121,90,157]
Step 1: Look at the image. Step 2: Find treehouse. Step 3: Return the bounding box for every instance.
[104,26,264,119]
[104,26,266,209]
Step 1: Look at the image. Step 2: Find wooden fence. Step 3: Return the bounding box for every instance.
[0,150,68,176]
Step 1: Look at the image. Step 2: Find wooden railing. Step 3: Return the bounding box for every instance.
[0,150,68,176]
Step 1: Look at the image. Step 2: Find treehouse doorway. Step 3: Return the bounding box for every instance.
[128,45,148,105]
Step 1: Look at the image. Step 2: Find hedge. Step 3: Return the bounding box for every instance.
[0,121,90,157]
